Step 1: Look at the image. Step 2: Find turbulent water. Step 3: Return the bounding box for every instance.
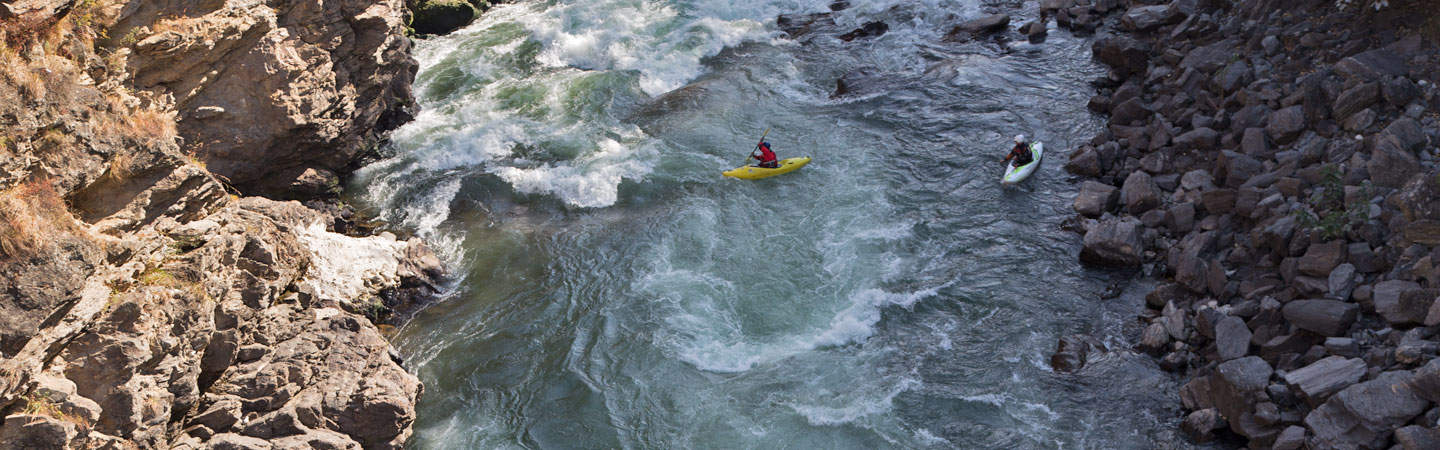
[355,0,1188,448]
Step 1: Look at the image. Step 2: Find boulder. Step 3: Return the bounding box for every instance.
[1281,300,1358,336]
[1065,145,1102,176]
[1020,20,1047,44]
[1121,171,1162,214]
[1265,106,1306,145]
[838,21,889,41]
[1215,315,1252,361]
[1304,371,1429,449]
[1328,263,1358,301]
[1394,426,1440,450]
[1374,280,1430,326]
[1335,47,1409,82]
[1174,127,1218,151]
[1241,128,1270,157]
[1272,425,1306,450]
[1200,189,1236,215]
[1283,356,1367,407]
[1074,181,1119,218]
[1092,34,1151,76]
[1180,40,1235,73]
[1138,322,1169,355]
[1121,5,1182,31]
[832,68,886,99]
[1081,217,1146,267]
[1298,241,1347,277]
[1110,98,1151,125]
[1182,408,1227,443]
[1381,117,1430,153]
[1050,334,1102,373]
[776,13,836,38]
[0,415,77,450]
[1213,356,1274,426]
[1412,358,1440,403]
[1332,82,1381,121]
[410,0,479,36]
[946,14,1010,40]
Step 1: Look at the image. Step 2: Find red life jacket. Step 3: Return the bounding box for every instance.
[757,143,777,163]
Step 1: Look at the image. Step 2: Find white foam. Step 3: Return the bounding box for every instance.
[789,376,920,426]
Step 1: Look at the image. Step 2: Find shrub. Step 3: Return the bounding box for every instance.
[1295,165,1369,241]
[0,179,80,261]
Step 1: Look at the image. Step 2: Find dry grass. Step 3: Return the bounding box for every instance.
[21,393,92,430]
[149,14,206,37]
[0,179,83,261]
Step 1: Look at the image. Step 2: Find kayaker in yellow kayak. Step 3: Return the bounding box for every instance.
[751,141,779,168]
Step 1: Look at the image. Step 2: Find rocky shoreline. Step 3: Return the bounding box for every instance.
[1053,0,1440,447]
[1,0,443,448]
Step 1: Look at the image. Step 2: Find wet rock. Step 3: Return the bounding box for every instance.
[1304,371,1429,448]
[1093,34,1151,76]
[1050,334,1102,373]
[777,13,836,38]
[838,21,888,41]
[1265,106,1306,145]
[1121,171,1162,214]
[1283,356,1366,407]
[1215,315,1252,361]
[1081,216,1146,267]
[1182,408,1227,443]
[832,68,885,99]
[1282,300,1358,337]
[945,14,1010,40]
[410,0,479,36]
[1074,181,1119,218]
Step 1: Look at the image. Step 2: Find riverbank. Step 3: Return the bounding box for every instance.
[0,1,441,447]
[1062,0,1440,447]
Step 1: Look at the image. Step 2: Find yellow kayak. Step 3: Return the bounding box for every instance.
[722,157,812,179]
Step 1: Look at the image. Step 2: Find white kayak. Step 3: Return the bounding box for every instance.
[1001,141,1043,185]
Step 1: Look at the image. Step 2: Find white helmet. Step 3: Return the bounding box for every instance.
[1014,134,1026,144]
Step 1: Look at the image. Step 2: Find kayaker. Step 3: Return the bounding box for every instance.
[752,141,779,168]
[1004,134,1033,167]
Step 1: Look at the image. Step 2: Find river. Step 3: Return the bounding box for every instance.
[353,0,1188,448]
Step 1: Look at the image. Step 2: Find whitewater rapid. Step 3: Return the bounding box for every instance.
[354,0,1188,448]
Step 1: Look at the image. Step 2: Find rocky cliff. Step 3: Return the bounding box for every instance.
[0,0,440,448]
[1051,0,1440,448]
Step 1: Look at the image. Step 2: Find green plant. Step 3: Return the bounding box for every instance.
[1295,165,1369,240]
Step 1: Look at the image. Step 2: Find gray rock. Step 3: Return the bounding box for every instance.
[208,433,275,450]
[1332,82,1381,121]
[1121,170,1162,214]
[0,415,78,450]
[1343,108,1378,132]
[1110,98,1151,125]
[1336,47,1409,82]
[947,14,1010,39]
[1369,135,1420,188]
[1092,34,1151,76]
[1273,426,1306,450]
[1138,322,1169,355]
[1325,337,1361,358]
[1181,408,1227,443]
[1121,5,1182,31]
[1074,181,1119,218]
[1305,371,1429,449]
[1374,280,1433,326]
[1282,300,1358,336]
[1348,243,1385,273]
[1218,356,1274,394]
[1081,217,1147,267]
[1215,315,1252,361]
[1241,127,1270,157]
[1167,202,1196,233]
[1411,358,1440,403]
[1395,425,1440,450]
[1065,145,1102,176]
[1283,356,1366,407]
[1174,127,1218,151]
[1265,105,1306,145]
[1261,35,1280,55]
[1382,117,1430,153]
[1327,263,1357,300]
[1181,39,1235,73]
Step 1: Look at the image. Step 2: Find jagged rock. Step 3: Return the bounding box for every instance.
[1050,334,1103,373]
[1298,241,1347,277]
[1283,356,1366,407]
[945,14,1009,40]
[1336,47,1409,82]
[1215,315,1252,361]
[1182,408,1227,443]
[1200,189,1236,215]
[0,414,78,449]
[832,68,885,99]
[1282,300,1358,337]
[1241,127,1270,157]
[1181,39,1235,73]
[1081,216,1146,267]
[1305,371,1429,449]
[1167,202,1196,233]
[1382,117,1430,153]
[776,13,836,38]
[410,0,479,36]
[124,0,419,198]
[1074,181,1118,217]
[1065,145,1103,176]
[1349,243,1385,273]
[1265,106,1306,145]
[1110,98,1151,125]
[1370,137,1420,188]
[208,433,275,450]
[1092,34,1151,76]
[1413,359,1440,403]
[1121,171,1162,214]
[1174,127,1218,151]
[1328,263,1357,301]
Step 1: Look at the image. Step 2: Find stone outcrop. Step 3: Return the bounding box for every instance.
[1,0,441,447]
[1057,0,1440,447]
[110,0,419,199]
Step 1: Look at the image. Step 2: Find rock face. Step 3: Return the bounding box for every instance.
[115,0,419,198]
[1063,0,1440,448]
[0,1,438,448]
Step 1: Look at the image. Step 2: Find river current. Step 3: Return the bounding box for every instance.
[354,0,1188,448]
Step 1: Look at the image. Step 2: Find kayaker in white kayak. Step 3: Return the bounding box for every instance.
[1003,134,1033,167]
[751,141,779,168]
